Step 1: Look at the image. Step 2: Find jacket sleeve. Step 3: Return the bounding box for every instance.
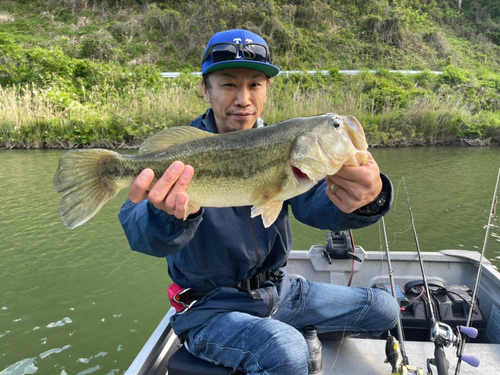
[118,199,204,258]
[289,173,393,231]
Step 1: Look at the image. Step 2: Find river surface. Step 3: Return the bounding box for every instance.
[1,147,499,374]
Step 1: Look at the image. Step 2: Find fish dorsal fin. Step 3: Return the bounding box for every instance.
[138,127,215,155]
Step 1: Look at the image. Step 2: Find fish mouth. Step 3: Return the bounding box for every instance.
[292,166,310,181]
[343,115,368,166]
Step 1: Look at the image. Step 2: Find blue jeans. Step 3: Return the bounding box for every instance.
[185,278,399,375]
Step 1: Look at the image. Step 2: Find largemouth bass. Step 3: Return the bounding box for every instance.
[53,113,368,229]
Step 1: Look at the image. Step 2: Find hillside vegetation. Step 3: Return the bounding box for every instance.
[1,0,500,147]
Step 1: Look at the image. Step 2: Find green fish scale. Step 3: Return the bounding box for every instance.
[114,123,304,185]
[98,115,336,207]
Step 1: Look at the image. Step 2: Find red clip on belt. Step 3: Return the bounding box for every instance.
[168,283,194,313]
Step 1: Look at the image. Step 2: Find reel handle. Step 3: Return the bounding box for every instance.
[460,354,480,368]
[459,326,478,339]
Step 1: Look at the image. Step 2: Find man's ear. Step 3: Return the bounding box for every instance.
[264,78,271,103]
[201,80,210,103]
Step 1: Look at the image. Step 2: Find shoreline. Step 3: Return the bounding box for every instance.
[1,137,498,150]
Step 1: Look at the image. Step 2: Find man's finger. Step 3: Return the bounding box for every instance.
[149,161,185,205]
[335,152,377,180]
[129,168,155,203]
[164,164,195,211]
[170,165,194,192]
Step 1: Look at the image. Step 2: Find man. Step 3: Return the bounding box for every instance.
[119,29,399,374]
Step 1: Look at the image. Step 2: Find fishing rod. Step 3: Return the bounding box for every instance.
[402,178,437,326]
[381,216,408,363]
[454,167,500,375]
[381,216,424,375]
[402,178,479,375]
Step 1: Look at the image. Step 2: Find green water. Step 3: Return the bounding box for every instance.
[1,147,499,374]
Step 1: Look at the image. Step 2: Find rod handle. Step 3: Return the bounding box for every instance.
[459,326,478,339]
[433,344,449,374]
[461,354,480,368]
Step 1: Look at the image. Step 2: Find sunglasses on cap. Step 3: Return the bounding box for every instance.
[202,42,270,64]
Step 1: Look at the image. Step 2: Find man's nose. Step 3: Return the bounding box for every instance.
[234,87,251,106]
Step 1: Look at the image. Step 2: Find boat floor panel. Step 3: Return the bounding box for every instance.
[322,338,499,375]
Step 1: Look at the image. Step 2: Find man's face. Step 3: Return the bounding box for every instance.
[202,68,270,134]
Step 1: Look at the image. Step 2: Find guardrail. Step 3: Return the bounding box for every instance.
[160,70,443,78]
[0,70,443,79]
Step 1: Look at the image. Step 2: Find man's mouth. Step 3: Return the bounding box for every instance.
[229,111,255,120]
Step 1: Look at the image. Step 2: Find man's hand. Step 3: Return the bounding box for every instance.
[128,161,200,219]
[325,152,382,213]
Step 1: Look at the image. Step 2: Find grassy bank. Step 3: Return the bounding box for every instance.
[1,68,500,149]
[2,0,500,73]
[1,0,500,148]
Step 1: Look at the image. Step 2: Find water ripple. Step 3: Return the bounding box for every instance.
[2,147,500,374]
[39,345,71,359]
[0,358,37,375]
[46,318,72,329]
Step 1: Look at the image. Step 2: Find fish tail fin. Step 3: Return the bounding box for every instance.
[53,149,122,229]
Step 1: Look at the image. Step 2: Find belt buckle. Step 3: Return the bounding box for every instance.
[253,273,264,289]
[269,270,285,282]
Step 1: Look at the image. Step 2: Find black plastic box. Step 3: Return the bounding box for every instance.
[374,281,487,342]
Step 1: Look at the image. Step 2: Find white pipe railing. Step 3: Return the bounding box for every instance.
[160,70,442,78]
[0,70,443,79]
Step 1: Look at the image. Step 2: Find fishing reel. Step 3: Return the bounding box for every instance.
[427,322,480,375]
[453,325,480,368]
[430,322,459,347]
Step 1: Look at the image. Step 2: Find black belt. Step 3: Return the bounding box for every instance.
[177,269,285,307]
[235,269,285,290]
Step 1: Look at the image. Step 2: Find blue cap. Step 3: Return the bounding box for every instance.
[201,29,280,77]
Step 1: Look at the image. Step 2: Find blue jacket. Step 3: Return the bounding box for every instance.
[119,109,392,335]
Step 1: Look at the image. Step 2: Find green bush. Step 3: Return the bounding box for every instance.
[440,65,472,85]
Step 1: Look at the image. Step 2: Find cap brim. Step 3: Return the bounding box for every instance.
[203,60,280,78]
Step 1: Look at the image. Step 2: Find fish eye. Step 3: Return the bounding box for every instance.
[330,119,341,128]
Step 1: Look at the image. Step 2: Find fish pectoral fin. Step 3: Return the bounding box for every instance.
[250,179,287,227]
[251,201,284,228]
[250,179,286,205]
[138,126,214,155]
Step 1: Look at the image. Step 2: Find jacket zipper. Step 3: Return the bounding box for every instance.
[244,207,273,317]
[244,206,262,266]
[264,287,274,317]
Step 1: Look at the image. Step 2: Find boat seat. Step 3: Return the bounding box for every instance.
[167,345,246,375]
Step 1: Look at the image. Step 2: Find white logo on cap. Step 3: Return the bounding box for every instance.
[233,38,254,44]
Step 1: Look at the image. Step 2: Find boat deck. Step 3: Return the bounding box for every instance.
[320,337,499,375]
[126,247,500,375]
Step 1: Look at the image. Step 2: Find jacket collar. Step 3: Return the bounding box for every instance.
[199,108,218,134]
